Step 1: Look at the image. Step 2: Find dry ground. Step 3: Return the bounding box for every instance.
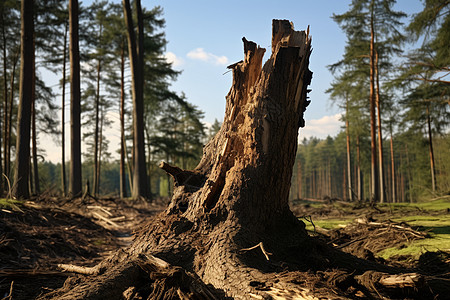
[1,196,449,299]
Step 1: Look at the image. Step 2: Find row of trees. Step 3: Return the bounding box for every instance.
[320,0,449,202]
[0,0,211,200]
[290,133,449,203]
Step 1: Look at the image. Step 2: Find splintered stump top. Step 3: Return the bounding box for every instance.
[166,19,312,227]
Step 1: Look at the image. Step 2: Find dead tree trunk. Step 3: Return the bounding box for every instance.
[43,20,417,300]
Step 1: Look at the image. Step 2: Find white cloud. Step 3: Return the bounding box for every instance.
[164,52,184,68]
[187,48,229,65]
[299,113,343,139]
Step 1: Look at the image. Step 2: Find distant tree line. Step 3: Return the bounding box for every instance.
[290,0,449,203]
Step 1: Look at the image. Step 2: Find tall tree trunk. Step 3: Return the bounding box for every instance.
[69,0,82,198]
[123,0,150,200]
[119,41,127,199]
[356,134,363,201]
[6,49,19,182]
[61,23,67,196]
[97,107,104,195]
[369,1,379,202]
[93,49,102,196]
[389,125,396,203]
[426,104,436,192]
[345,96,352,201]
[375,51,385,203]
[31,75,40,195]
[0,14,6,196]
[31,40,39,195]
[13,0,34,199]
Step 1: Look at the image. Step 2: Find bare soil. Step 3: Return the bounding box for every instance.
[1,197,449,299]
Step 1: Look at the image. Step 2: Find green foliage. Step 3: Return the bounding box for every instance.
[404,0,450,84]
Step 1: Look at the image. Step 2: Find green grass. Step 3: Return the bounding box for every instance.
[379,213,450,260]
[380,197,450,211]
[0,198,23,211]
[300,197,450,260]
[303,217,354,231]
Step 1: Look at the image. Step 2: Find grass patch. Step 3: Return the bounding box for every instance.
[378,214,450,260]
[378,236,450,260]
[380,197,450,212]
[0,198,23,211]
[303,217,354,231]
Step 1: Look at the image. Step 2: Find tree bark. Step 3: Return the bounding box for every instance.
[119,40,127,199]
[44,20,408,300]
[375,51,385,203]
[123,0,150,200]
[13,0,34,199]
[369,1,379,202]
[93,43,102,196]
[69,0,82,198]
[5,48,19,183]
[345,96,353,201]
[61,22,68,197]
[426,104,436,192]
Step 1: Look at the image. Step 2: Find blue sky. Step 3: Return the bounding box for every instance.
[150,0,423,135]
[41,0,425,162]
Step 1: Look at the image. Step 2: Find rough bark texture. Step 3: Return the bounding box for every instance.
[13,0,34,199]
[69,0,82,198]
[123,0,150,200]
[43,20,410,300]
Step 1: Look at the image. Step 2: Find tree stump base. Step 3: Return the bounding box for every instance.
[40,19,437,300]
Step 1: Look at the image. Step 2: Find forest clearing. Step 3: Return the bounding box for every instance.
[1,196,449,299]
[1,0,450,299]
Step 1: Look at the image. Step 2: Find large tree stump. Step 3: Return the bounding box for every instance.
[42,20,424,300]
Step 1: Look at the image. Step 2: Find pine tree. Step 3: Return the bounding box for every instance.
[13,0,34,199]
[331,0,406,202]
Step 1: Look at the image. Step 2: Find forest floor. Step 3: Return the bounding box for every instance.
[1,195,449,299]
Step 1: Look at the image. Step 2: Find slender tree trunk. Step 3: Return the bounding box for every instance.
[97,107,104,195]
[356,134,362,201]
[426,104,436,192]
[369,1,378,202]
[405,144,412,202]
[389,126,396,203]
[61,23,67,196]
[69,0,82,198]
[93,49,101,196]
[375,51,385,203]
[31,76,40,195]
[345,97,352,201]
[6,49,19,182]
[13,0,34,199]
[31,40,39,195]
[120,41,127,199]
[0,15,6,196]
[123,0,150,200]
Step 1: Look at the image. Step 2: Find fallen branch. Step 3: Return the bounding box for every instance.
[355,271,424,291]
[92,211,120,227]
[57,264,104,276]
[87,205,113,217]
[240,242,272,261]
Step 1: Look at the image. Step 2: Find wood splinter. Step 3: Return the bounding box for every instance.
[240,242,272,261]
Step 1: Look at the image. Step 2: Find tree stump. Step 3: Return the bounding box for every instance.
[42,20,427,300]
